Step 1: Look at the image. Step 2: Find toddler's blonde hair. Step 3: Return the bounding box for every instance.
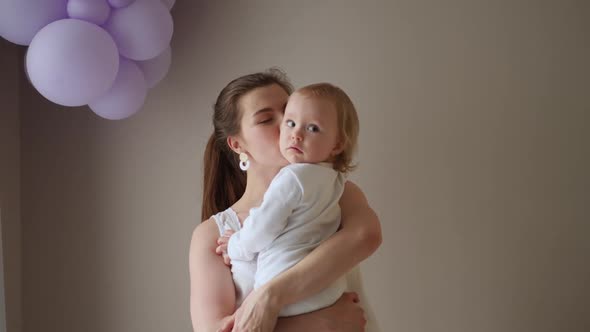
[296,83,359,173]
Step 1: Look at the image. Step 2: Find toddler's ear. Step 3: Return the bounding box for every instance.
[331,140,345,156]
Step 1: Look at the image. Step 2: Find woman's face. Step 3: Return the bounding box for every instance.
[236,84,290,169]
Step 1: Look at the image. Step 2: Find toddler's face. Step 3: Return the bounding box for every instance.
[279,93,342,165]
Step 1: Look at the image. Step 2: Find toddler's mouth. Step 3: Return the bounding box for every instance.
[288,145,303,154]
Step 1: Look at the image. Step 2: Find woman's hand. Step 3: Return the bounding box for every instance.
[317,292,367,332]
[216,230,235,266]
[273,292,367,332]
[230,284,281,332]
[231,288,367,332]
[216,315,235,332]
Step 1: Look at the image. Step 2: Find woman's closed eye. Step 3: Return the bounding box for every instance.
[258,117,273,124]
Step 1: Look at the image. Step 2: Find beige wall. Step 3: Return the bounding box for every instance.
[16,1,590,332]
[0,39,22,332]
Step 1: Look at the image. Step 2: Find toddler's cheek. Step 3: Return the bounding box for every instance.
[278,135,288,150]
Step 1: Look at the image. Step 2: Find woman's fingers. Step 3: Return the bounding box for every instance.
[344,291,360,303]
[345,292,366,328]
[328,292,366,331]
[217,314,234,332]
[230,286,280,332]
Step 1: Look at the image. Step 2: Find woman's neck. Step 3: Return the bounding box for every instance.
[233,165,283,213]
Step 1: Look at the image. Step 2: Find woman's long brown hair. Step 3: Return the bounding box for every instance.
[201,69,293,221]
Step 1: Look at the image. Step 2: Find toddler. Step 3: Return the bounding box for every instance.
[227,82,359,316]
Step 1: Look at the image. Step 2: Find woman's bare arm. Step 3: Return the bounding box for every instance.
[189,218,236,332]
[261,181,382,310]
[192,218,367,332]
[197,182,380,331]
[266,181,382,307]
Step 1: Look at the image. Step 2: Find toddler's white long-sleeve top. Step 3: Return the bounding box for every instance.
[228,162,345,265]
[227,163,347,315]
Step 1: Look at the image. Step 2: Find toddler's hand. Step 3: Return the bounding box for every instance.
[215,230,235,266]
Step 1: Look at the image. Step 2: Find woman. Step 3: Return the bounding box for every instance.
[189,69,382,332]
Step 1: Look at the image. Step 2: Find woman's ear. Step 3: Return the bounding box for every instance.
[227,136,243,154]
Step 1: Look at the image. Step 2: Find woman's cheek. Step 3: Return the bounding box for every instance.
[265,124,280,141]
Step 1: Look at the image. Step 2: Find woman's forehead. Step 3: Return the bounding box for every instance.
[240,85,289,114]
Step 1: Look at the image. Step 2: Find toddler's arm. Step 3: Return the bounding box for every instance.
[228,168,302,261]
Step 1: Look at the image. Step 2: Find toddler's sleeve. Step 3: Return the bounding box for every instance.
[228,168,302,261]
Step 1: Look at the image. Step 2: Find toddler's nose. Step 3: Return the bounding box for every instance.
[291,129,303,141]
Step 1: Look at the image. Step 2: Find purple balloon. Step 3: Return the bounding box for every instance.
[26,19,119,107]
[24,50,32,85]
[108,0,135,8]
[136,46,172,89]
[89,58,147,120]
[0,0,68,46]
[67,0,111,25]
[161,0,175,10]
[104,0,173,61]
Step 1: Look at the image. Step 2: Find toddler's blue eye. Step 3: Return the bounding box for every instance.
[306,124,319,132]
[286,120,295,128]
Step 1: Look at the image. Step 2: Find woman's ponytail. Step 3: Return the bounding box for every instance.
[201,132,246,221]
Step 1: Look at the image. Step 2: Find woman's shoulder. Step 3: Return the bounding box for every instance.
[190,218,219,247]
[191,209,240,244]
[188,219,219,267]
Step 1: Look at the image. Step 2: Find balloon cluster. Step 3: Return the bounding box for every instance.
[0,0,175,120]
